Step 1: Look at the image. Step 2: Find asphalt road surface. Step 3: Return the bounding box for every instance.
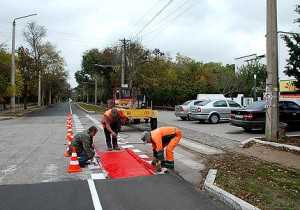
[0,103,231,210]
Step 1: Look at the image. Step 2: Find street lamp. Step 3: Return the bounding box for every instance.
[11,13,37,112]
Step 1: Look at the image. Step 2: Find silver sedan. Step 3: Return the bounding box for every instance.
[190,99,242,124]
[174,100,204,120]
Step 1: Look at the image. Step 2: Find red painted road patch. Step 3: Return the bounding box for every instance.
[97,149,155,179]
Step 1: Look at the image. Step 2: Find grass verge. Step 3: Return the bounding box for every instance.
[209,154,300,210]
[77,102,106,114]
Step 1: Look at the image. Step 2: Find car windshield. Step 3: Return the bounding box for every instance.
[246,101,266,109]
[183,100,192,105]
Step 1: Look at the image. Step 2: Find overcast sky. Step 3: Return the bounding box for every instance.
[0,0,299,87]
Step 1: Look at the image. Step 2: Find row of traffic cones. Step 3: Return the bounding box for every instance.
[65,112,81,173]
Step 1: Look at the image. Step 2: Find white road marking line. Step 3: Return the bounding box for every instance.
[121,145,134,148]
[91,173,106,180]
[86,115,103,131]
[132,149,142,153]
[69,101,73,114]
[139,154,149,159]
[88,164,101,170]
[146,160,152,164]
[87,179,103,210]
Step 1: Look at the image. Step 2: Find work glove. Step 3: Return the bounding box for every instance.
[155,160,162,172]
[151,158,158,166]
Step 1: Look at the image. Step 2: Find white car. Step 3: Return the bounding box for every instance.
[174,100,204,120]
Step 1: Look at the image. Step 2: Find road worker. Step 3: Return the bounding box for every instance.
[71,126,98,167]
[101,108,127,151]
[141,127,182,171]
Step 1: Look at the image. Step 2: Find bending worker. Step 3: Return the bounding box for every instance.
[71,126,98,167]
[141,127,182,171]
[101,108,127,151]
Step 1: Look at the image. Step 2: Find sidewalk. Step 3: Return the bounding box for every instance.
[0,105,45,118]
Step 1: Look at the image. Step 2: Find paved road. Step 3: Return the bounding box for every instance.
[0,103,231,210]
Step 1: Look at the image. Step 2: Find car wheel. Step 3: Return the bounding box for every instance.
[180,117,187,121]
[209,114,220,124]
[150,118,158,130]
[187,114,191,121]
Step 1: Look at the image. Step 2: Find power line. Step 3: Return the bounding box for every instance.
[132,0,162,28]
[144,1,198,42]
[135,0,174,38]
[141,0,192,38]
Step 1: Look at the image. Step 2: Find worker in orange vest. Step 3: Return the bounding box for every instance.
[101,108,127,151]
[141,127,182,171]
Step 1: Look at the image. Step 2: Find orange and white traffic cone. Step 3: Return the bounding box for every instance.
[66,132,74,142]
[67,147,81,173]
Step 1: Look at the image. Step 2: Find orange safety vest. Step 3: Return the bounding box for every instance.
[150,127,180,152]
[102,109,127,126]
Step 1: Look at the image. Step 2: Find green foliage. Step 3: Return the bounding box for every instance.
[237,61,267,96]
[76,42,266,106]
[283,34,300,88]
[0,49,11,103]
[283,4,300,89]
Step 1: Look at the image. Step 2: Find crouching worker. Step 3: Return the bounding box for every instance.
[71,126,98,167]
[141,127,182,171]
[101,108,127,151]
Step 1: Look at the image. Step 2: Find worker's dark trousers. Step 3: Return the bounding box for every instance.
[77,151,88,167]
[104,122,120,149]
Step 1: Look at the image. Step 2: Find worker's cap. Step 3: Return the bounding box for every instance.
[141,131,151,143]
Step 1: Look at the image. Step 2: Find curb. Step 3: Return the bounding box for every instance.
[241,137,300,153]
[204,169,260,210]
[0,117,14,121]
[75,103,95,114]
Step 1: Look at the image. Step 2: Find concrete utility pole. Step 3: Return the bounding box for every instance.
[94,76,97,105]
[265,0,279,141]
[11,13,37,112]
[119,38,130,86]
[38,68,42,106]
[253,74,257,101]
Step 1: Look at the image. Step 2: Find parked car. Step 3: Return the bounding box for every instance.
[175,100,204,120]
[190,99,242,123]
[230,100,300,131]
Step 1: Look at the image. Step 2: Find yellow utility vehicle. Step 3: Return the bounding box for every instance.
[113,86,158,130]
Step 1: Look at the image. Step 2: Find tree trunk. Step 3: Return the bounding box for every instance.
[24,83,28,110]
[49,88,52,105]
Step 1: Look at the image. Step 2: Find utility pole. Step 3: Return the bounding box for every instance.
[94,76,97,105]
[11,13,37,112]
[265,0,279,141]
[253,74,257,101]
[119,38,130,86]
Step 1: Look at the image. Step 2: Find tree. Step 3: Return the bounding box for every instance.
[237,61,267,97]
[24,22,47,104]
[0,48,10,106]
[17,47,34,109]
[283,5,300,88]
